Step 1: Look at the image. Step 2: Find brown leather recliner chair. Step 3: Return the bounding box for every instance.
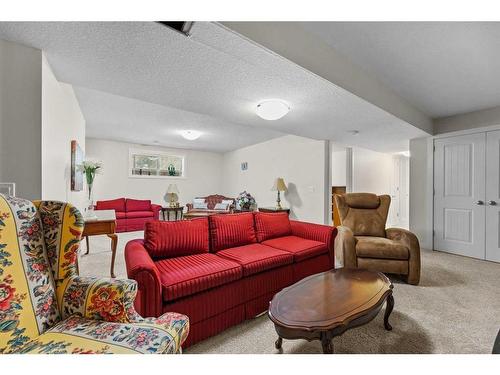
[334,193,421,285]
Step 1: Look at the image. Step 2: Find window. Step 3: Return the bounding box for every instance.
[129,149,185,178]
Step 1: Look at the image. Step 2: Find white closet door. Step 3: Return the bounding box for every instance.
[486,130,500,262]
[434,133,486,259]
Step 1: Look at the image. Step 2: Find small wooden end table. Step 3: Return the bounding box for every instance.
[268,268,394,354]
[258,207,290,215]
[83,210,118,278]
[161,206,184,221]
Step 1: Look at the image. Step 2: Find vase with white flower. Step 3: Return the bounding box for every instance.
[236,191,256,211]
[82,160,102,218]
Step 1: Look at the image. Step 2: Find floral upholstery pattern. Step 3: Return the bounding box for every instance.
[0,195,189,354]
[59,276,141,323]
[12,314,189,354]
[0,196,60,353]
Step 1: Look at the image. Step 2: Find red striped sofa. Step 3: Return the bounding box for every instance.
[95,198,162,232]
[125,212,337,347]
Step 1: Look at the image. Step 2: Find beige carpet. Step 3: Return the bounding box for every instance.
[80,231,500,354]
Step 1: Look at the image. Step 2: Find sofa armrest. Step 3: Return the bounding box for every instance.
[59,276,142,323]
[125,239,163,317]
[335,226,357,268]
[151,204,162,219]
[290,220,337,267]
[386,227,421,284]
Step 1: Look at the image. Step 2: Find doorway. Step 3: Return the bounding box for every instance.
[433,130,500,262]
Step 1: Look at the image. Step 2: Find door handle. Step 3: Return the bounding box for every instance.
[488,200,497,206]
[475,200,484,205]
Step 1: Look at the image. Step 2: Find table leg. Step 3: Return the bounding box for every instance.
[85,236,90,255]
[275,337,283,350]
[384,293,394,331]
[321,337,333,354]
[107,233,118,278]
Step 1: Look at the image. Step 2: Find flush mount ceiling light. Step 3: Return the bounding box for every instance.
[179,130,202,140]
[255,100,290,121]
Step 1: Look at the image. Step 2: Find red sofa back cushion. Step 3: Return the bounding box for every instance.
[96,198,126,212]
[126,198,152,212]
[209,213,257,252]
[144,218,209,258]
[254,212,292,242]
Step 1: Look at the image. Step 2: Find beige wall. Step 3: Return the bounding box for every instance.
[351,146,394,196]
[41,54,87,211]
[0,39,42,200]
[222,135,328,224]
[409,136,433,250]
[86,135,330,224]
[85,138,224,207]
[351,146,402,227]
[331,143,347,187]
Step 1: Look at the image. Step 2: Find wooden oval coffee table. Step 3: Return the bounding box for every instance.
[268,268,394,354]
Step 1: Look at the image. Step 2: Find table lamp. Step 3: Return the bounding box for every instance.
[167,184,179,207]
[271,177,287,209]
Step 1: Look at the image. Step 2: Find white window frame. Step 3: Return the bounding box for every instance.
[128,148,186,179]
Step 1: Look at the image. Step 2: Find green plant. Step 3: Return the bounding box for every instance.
[82,161,102,200]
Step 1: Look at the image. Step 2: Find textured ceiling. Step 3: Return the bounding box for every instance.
[302,22,500,118]
[75,87,282,152]
[0,22,428,152]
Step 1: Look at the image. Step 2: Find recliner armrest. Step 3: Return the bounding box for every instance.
[334,226,357,268]
[290,220,337,267]
[386,227,421,285]
[125,239,163,317]
[385,228,419,250]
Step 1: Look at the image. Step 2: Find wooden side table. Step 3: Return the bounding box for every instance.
[258,207,290,214]
[83,210,118,278]
[161,206,184,221]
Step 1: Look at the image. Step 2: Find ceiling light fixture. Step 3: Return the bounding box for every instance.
[179,130,202,140]
[256,100,290,121]
[157,21,194,36]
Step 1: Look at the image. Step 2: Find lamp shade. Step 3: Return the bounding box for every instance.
[271,178,287,192]
[167,183,179,194]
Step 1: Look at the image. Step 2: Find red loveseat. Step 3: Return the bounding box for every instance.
[95,198,162,232]
[125,212,337,347]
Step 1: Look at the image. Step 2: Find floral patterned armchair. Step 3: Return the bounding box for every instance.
[0,195,189,354]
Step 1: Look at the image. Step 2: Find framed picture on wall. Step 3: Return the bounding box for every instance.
[0,183,16,196]
[71,140,84,191]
